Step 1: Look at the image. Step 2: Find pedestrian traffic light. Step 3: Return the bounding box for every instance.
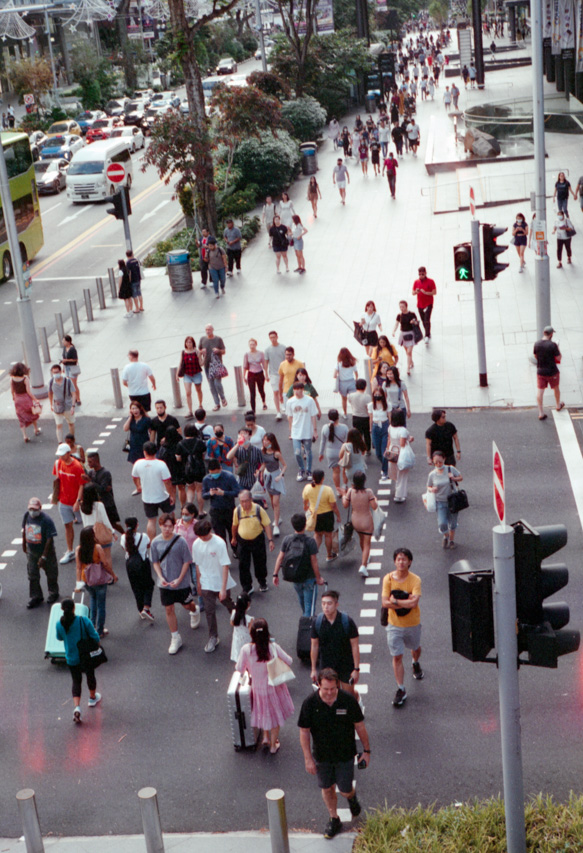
[513,519,580,668]
[453,242,473,281]
[105,187,131,220]
[482,223,509,280]
[449,561,495,662]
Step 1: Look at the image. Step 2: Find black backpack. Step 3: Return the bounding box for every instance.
[126,534,150,576]
[281,535,309,583]
[183,436,206,483]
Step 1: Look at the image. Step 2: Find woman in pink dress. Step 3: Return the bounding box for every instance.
[10,362,41,442]
[236,617,294,754]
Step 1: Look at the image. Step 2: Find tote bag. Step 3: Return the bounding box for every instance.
[266,644,295,687]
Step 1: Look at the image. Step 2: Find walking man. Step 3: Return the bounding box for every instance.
[196,227,211,288]
[406,118,420,156]
[202,458,241,544]
[86,452,124,535]
[287,381,318,482]
[126,249,143,312]
[192,516,236,652]
[382,151,399,199]
[278,346,304,401]
[265,331,287,420]
[206,237,228,298]
[534,325,565,420]
[273,512,324,616]
[310,590,360,698]
[22,496,59,608]
[223,218,242,276]
[122,350,156,412]
[382,547,423,707]
[48,363,77,443]
[226,428,263,489]
[231,490,274,594]
[425,409,461,466]
[131,441,174,541]
[298,668,370,839]
[52,443,86,564]
[199,324,227,411]
[332,158,350,205]
[149,400,181,448]
[412,266,437,342]
[451,82,460,109]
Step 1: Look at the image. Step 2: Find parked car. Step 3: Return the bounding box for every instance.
[34,158,69,194]
[46,119,82,137]
[111,125,145,152]
[123,102,147,127]
[75,110,106,135]
[104,98,129,117]
[216,57,238,74]
[29,130,47,160]
[86,118,118,143]
[39,134,84,160]
[179,99,189,115]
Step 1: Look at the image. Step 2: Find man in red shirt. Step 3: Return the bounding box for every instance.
[412,267,437,343]
[382,152,399,199]
[52,443,86,564]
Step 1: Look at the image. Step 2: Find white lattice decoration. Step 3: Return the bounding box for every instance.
[0,0,36,42]
[65,0,115,31]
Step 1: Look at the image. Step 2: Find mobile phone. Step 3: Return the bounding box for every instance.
[356,753,367,770]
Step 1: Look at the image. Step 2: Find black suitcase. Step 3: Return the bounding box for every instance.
[296,583,320,663]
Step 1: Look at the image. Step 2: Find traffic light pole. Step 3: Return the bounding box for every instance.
[121,189,133,254]
[493,525,526,853]
[471,219,488,387]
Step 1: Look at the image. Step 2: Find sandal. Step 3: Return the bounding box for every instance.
[557,402,565,412]
[212,405,220,411]
[538,414,548,420]
[270,740,281,754]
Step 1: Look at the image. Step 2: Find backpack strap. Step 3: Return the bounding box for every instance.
[315,613,324,635]
[340,611,350,635]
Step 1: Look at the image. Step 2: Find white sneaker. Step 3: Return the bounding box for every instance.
[73,706,82,724]
[424,336,430,344]
[190,606,201,629]
[380,474,389,483]
[204,636,220,653]
[358,565,369,577]
[275,412,283,421]
[168,634,183,655]
[60,550,75,564]
[273,523,280,536]
[88,693,102,707]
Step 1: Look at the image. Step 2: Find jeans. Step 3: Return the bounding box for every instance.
[381,141,388,157]
[436,500,458,534]
[27,546,59,599]
[205,368,225,406]
[226,248,241,272]
[209,267,226,295]
[372,421,389,475]
[387,173,396,197]
[87,583,107,635]
[293,438,313,473]
[556,196,569,214]
[293,577,317,617]
[419,304,433,338]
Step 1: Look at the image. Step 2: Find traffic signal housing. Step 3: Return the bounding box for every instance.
[482,223,509,280]
[513,519,580,668]
[449,561,495,662]
[454,242,473,282]
[105,186,131,220]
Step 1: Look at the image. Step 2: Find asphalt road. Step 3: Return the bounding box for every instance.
[0,409,581,837]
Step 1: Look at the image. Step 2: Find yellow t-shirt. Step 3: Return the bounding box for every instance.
[233,504,271,540]
[382,570,421,627]
[302,483,336,515]
[372,344,398,375]
[278,359,304,393]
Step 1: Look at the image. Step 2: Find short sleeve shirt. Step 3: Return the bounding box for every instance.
[297,689,363,762]
[413,277,436,308]
[311,612,359,678]
[425,421,457,457]
[22,511,57,550]
[333,164,349,182]
[198,335,225,365]
[382,570,421,627]
[265,344,287,378]
[150,414,180,447]
[150,534,192,588]
[302,483,337,515]
[52,458,86,507]
[533,339,560,376]
[278,358,304,393]
[279,533,318,582]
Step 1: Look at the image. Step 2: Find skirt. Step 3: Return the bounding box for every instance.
[14,392,39,428]
[398,331,415,347]
[363,330,379,347]
[251,683,295,730]
[315,510,335,533]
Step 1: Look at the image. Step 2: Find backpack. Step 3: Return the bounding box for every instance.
[281,534,309,582]
[126,534,150,576]
[183,436,206,483]
[314,612,350,636]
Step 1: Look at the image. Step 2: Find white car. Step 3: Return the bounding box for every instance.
[29,130,47,160]
[110,125,145,153]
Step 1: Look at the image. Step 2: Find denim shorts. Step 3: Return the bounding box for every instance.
[131,281,142,298]
[183,373,203,385]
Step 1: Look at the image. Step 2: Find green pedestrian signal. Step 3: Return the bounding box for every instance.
[454,242,473,282]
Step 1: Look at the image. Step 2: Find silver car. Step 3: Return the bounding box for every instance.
[34,158,69,194]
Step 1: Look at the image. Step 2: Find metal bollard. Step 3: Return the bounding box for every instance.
[96,277,106,309]
[138,787,165,853]
[69,299,81,335]
[111,368,124,409]
[170,367,182,409]
[266,789,290,853]
[108,267,117,299]
[16,788,45,853]
[84,289,94,322]
[55,312,65,343]
[234,365,246,407]
[38,327,51,363]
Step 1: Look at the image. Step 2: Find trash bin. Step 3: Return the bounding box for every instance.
[299,141,318,176]
[167,250,193,292]
[365,93,377,113]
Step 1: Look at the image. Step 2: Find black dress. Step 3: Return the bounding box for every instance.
[119,270,132,300]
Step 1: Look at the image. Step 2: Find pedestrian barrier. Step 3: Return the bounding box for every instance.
[138,787,165,853]
[69,299,81,335]
[54,312,65,343]
[83,288,94,322]
[95,277,106,310]
[38,327,50,363]
[16,788,44,853]
[234,365,246,407]
[266,788,290,853]
[111,368,124,409]
[170,366,182,409]
[107,267,117,299]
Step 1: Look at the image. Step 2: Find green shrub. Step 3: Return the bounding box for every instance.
[223,38,245,62]
[142,228,200,270]
[240,33,258,53]
[233,129,300,198]
[218,183,260,223]
[241,215,260,242]
[281,96,327,142]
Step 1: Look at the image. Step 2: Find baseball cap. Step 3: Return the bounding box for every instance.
[543,325,555,335]
[55,443,70,457]
[28,497,42,509]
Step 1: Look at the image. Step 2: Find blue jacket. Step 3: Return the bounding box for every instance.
[56,615,100,666]
[202,471,240,511]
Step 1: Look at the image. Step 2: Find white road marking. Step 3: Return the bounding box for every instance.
[364,577,380,585]
[0,563,6,570]
[2,550,16,557]
[92,440,105,445]
[377,499,390,506]
[363,592,378,601]
[377,489,391,495]
[86,448,99,453]
[360,609,376,618]
[41,504,52,510]
[42,201,63,215]
[112,417,123,421]
[358,626,374,635]
[553,410,583,530]
[369,550,383,557]
[358,684,369,694]
[140,199,170,223]
[99,432,111,437]
[359,663,371,674]
[106,424,117,429]
[58,206,91,226]
[359,644,372,653]
[11,538,21,545]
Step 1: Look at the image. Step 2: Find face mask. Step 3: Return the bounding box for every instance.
[52,373,62,380]
[28,509,40,518]
[215,430,224,438]
[211,472,221,479]
[265,442,272,449]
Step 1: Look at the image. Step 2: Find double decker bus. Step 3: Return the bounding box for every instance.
[0,131,44,281]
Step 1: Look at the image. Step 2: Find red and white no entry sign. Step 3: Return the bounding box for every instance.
[493,441,505,525]
[106,163,126,184]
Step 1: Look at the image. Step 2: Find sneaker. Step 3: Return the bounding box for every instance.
[204,636,219,653]
[424,336,430,343]
[88,692,102,707]
[140,608,155,622]
[246,587,256,596]
[379,473,389,483]
[323,817,342,839]
[326,552,338,562]
[412,662,424,680]
[305,471,312,480]
[60,550,75,564]
[73,707,82,724]
[168,634,183,655]
[275,412,283,421]
[259,584,269,593]
[358,565,369,577]
[47,592,59,604]
[26,596,44,609]
[393,687,407,707]
[347,793,362,817]
[296,471,306,482]
[448,540,456,550]
[99,628,109,638]
[190,606,201,629]
[442,535,449,549]
[273,523,280,536]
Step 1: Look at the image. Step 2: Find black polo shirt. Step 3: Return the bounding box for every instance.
[310,612,359,681]
[298,689,363,762]
[150,414,180,447]
[425,421,457,458]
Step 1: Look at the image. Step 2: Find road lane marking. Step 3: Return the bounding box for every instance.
[553,409,583,530]
[59,206,91,226]
[140,199,170,223]
[359,644,372,653]
[42,202,63,215]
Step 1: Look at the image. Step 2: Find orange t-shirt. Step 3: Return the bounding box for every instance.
[52,458,86,507]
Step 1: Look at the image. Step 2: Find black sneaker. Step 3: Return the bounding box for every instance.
[393,687,407,707]
[47,592,60,604]
[412,662,424,680]
[26,597,44,609]
[324,816,342,839]
[347,793,361,817]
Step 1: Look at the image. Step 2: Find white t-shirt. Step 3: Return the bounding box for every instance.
[379,125,390,143]
[407,123,420,141]
[131,458,171,503]
[249,425,266,448]
[192,535,235,592]
[80,502,114,533]
[362,311,381,331]
[367,402,389,425]
[122,361,153,395]
[286,394,317,440]
[337,363,356,381]
[120,531,149,559]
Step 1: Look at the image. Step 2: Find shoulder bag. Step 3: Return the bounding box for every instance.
[412,320,423,344]
[177,352,186,378]
[266,643,295,687]
[339,503,355,553]
[384,444,400,463]
[447,466,469,514]
[94,517,113,546]
[84,560,113,587]
[77,617,108,669]
[208,352,228,380]
[305,485,325,532]
[338,443,353,469]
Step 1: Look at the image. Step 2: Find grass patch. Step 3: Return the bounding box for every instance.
[355,794,583,852]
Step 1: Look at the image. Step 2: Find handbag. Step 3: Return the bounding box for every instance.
[266,643,295,686]
[264,469,286,496]
[250,479,268,505]
[177,353,185,378]
[397,442,415,471]
[565,225,576,237]
[84,560,113,587]
[77,618,108,669]
[122,438,130,453]
[412,322,423,344]
[447,466,469,513]
[338,443,352,468]
[305,485,325,532]
[94,520,113,546]
[31,400,43,416]
[208,353,228,380]
[422,491,437,512]
[353,321,368,347]
[339,504,355,553]
[372,504,387,539]
[384,445,400,463]
[509,235,516,245]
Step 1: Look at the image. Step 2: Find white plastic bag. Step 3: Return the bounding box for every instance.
[397,442,416,471]
[372,505,387,539]
[422,491,437,513]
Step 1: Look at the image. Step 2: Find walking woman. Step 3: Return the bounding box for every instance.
[318,409,348,495]
[553,171,575,214]
[76,526,117,638]
[56,598,102,724]
[120,517,154,621]
[552,209,575,268]
[427,450,463,549]
[177,336,203,418]
[382,366,411,424]
[368,387,390,482]
[278,191,295,230]
[342,471,378,577]
[512,212,529,273]
[290,214,308,274]
[393,300,419,375]
[307,176,322,218]
[61,335,81,405]
[80,483,117,572]
[244,338,267,413]
[338,427,367,487]
[269,214,290,274]
[118,258,133,317]
[124,401,152,494]
[361,300,382,356]
[340,126,352,157]
[236,617,295,754]
[388,409,413,502]
[10,362,41,442]
[333,347,358,418]
[176,422,206,512]
[260,432,286,535]
[285,368,322,418]
[303,470,341,562]
[371,334,398,378]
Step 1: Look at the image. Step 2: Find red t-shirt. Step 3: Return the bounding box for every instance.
[52,458,86,507]
[384,158,398,176]
[413,277,436,309]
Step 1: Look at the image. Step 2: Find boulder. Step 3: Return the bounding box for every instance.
[464,127,501,158]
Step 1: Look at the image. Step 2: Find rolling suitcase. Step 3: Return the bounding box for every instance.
[296,582,320,663]
[44,592,89,664]
[227,670,259,751]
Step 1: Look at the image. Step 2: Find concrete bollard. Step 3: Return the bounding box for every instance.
[84,289,94,322]
[16,788,45,853]
[111,368,123,409]
[38,327,51,363]
[96,277,106,310]
[170,367,182,409]
[266,789,290,853]
[138,787,165,853]
[108,267,117,299]
[69,299,81,335]
[55,312,65,343]
[234,365,246,407]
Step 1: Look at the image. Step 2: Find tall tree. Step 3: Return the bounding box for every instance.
[273,0,320,95]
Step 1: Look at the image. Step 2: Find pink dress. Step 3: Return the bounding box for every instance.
[236,643,295,730]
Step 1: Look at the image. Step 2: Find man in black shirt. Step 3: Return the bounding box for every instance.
[86,452,124,534]
[425,409,460,466]
[149,400,181,448]
[534,326,564,420]
[310,590,360,698]
[298,668,371,839]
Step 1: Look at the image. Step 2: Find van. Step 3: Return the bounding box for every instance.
[66,139,133,202]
